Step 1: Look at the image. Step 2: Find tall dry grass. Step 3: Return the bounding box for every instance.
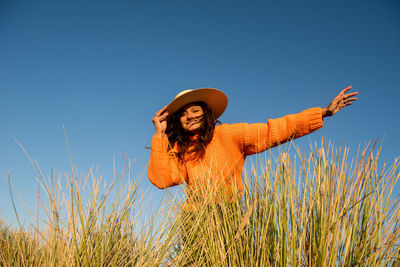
[1,140,400,266]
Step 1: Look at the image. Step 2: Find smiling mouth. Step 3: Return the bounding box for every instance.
[187,120,201,127]
[188,122,199,127]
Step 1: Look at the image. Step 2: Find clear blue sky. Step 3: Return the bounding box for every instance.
[1,0,399,227]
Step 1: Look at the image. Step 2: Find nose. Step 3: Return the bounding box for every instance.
[187,111,195,120]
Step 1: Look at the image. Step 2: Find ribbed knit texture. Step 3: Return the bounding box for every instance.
[148,107,323,201]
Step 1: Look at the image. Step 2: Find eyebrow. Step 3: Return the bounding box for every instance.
[182,107,200,113]
[180,105,202,116]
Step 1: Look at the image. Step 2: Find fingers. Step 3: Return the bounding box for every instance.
[155,105,168,116]
[343,94,358,107]
[152,112,169,123]
[345,97,358,102]
[345,91,358,98]
[344,102,353,107]
[152,105,169,124]
[158,112,169,122]
[155,106,169,118]
[340,87,358,103]
[335,86,352,100]
[341,86,352,94]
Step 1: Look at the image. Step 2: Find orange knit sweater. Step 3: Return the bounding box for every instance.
[148,107,323,200]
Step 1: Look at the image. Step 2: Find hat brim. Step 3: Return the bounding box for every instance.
[166,88,228,120]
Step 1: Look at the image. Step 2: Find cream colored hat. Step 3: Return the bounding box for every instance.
[166,88,228,119]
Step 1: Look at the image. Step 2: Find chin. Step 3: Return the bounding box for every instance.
[187,123,200,129]
[185,125,201,133]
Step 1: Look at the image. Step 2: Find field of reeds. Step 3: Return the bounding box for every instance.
[1,141,400,266]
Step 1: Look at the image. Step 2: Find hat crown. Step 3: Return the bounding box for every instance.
[166,88,228,120]
[174,89,193,100]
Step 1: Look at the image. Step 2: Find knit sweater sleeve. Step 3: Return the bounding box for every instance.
[147,134,187,189]
[234,107,323,155]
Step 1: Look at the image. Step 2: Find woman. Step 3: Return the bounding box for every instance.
[148,87,358,205]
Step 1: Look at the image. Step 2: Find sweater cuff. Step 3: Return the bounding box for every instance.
[306,107,323,132]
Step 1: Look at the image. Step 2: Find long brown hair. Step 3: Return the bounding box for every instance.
[166,102,216,161]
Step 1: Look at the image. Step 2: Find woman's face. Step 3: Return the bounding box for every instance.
[179,103,204,133]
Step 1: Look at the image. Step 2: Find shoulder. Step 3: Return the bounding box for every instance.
[214,123,248,136]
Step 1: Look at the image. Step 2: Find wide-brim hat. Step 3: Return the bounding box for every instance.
[166,88,228,119]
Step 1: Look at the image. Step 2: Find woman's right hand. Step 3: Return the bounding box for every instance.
[152,105,169,138]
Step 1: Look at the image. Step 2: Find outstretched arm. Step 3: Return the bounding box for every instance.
[322,86,358,118]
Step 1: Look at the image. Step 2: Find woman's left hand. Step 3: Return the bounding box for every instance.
[322,86,359,118]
